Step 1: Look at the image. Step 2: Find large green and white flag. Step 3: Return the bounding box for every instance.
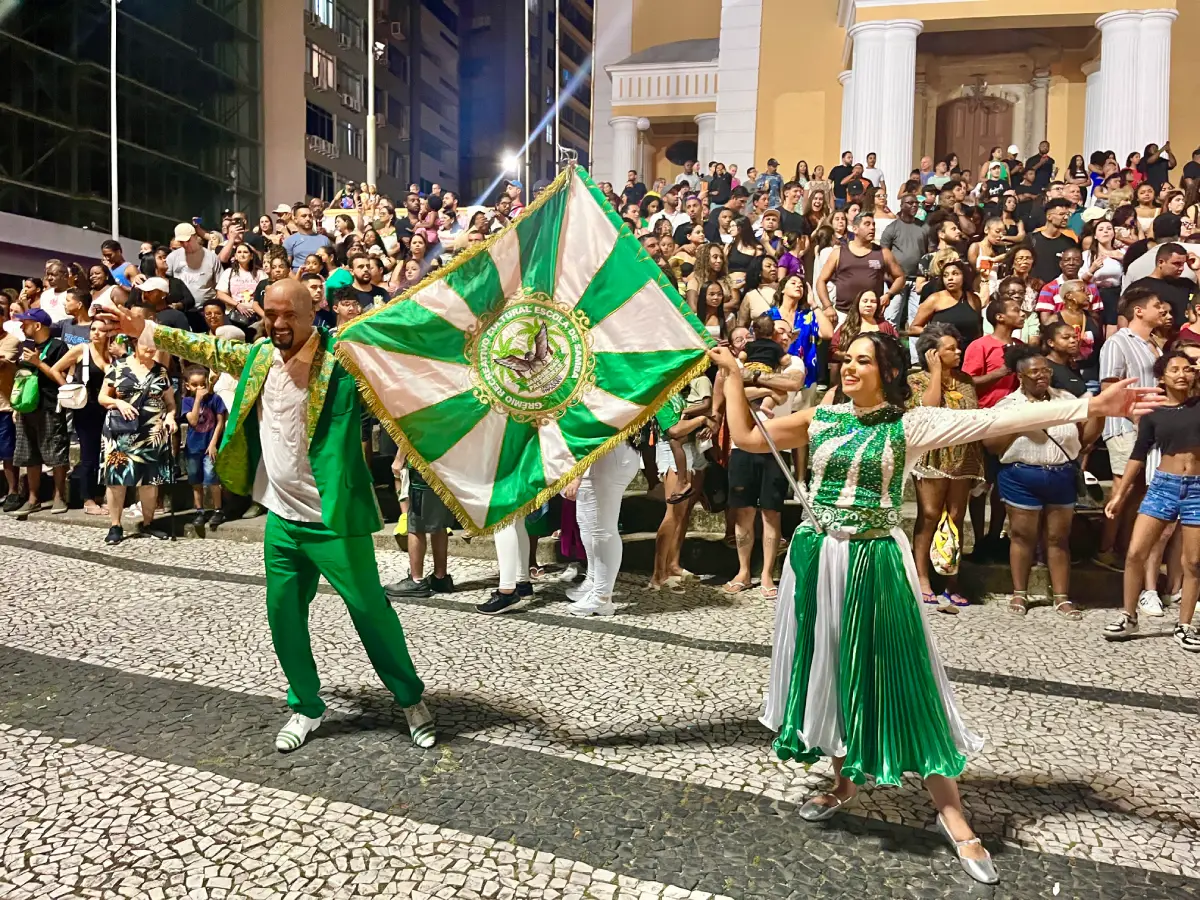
[335,166,714,535]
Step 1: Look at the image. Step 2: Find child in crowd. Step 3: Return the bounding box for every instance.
[331,286,363,331]
[739,314,791,417]
[1178,297,1200,344]
[181,365,228,529]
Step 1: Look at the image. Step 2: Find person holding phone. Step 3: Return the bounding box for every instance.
[10,309,70,518]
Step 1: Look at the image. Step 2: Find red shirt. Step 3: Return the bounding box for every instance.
[963,334,1021,408]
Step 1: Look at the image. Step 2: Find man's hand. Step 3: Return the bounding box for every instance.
[95,302,146,340]
[20,347,44,369]
[207,441,219,462]
[707,346,740,374]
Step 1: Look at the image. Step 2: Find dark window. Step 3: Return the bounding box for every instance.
[421,0,458,32]
[306,162,334,201]
[388,45,409,81]
[306,102,334,142]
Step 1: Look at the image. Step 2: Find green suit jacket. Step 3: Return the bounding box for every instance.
[151,325,382,537]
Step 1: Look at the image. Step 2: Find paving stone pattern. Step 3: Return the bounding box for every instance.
[0,518,1197,897]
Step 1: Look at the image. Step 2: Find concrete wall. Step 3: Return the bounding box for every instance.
[262,0,307,209]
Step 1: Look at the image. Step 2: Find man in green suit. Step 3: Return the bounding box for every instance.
[104,279,435,753]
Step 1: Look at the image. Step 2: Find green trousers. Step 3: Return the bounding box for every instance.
[264,512,425,718]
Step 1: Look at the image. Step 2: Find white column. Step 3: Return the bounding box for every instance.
[712,0,764,172]
[1134,9,1177,152]
[1029,69,1050,151]
[848,22,888,166]
[609,117,639,187]
[838,70,855,160]
[694,113,717,173]
[591,0,633,183]
[1094,10,1142,160]
[848,19,922,200]
[1082,58,1101,163]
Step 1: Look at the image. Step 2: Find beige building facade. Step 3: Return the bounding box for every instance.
[593,0,1200,196]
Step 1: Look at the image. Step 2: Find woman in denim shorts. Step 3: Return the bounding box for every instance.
[1104,351,1200,651]
[985,343,1102,619]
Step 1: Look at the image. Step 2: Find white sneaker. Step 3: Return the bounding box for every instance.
[1174,623,1200,652]
[1103,612,1139,641]
[127,501,142,518]
[275,713,322,752]
[567,596,616,617]
[1138,590,1165,617]
[557,564,581,583]
[1165,591,1181,609]
[403,700,436,749]
[565,579,594,603]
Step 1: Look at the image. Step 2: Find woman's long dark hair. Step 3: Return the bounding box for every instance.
[838,288,880,353]
[834,331,912,410]
[699,281,729,341]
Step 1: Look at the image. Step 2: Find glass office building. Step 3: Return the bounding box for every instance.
[0,0,262,241]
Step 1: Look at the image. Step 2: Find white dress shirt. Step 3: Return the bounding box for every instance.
[254,332,324,522]
[143,323,324,522]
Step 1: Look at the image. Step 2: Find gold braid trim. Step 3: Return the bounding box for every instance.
[335,164,716,536]
[337,164,577,337]
[338,343,713,537]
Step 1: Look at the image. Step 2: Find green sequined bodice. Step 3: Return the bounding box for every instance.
[807,403,908,531]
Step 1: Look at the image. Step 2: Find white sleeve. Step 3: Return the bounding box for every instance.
[903,397,1090,456]
[216,268,231,293]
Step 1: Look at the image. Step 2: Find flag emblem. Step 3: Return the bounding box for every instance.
[471,291,594,424]
[335,165,714,535]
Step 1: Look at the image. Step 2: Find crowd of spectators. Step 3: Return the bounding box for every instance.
[5,143,1200,647]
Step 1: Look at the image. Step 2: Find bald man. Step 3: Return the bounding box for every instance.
[103,280,435,752]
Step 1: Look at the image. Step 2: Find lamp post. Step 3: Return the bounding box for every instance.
[366,0,376,186]
[523,0,531,193]
[554,0,560,164]
[110,0,121,238]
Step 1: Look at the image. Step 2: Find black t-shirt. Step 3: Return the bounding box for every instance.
[778,207,811,237]
[1183,160,1200,183]
[707,174,732,206]
[21,336,69,409]
[1131,397,1200,462]
[156,307,193,332]
[1128,275,1197,326]
[828,165,853,200]
[1049,360,1087,397]
[242,232,266,255]
[1028,228,1079,285]
[1025,154,1055,190]
[1139,157,1172,192]
[355,285,389,312]
[622,181,647,205]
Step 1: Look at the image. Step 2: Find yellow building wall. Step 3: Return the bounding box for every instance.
[857,0,1173,30]
[631,0,721,54]
[1048,54,1087,169]
[1170,5,1200,164]
[754,0,845,178]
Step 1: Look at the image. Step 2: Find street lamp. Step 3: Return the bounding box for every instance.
[110,0,121,238]
[366,0,376,186]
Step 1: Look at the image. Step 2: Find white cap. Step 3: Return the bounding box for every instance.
[173,222,197,242]
[139,277,170,294]
[1007,144,1020,154]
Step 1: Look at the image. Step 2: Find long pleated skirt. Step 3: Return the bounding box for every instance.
[759,526,983,787]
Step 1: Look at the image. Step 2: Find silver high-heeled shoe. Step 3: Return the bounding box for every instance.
[798,791,854,822]
[936,814,999,885]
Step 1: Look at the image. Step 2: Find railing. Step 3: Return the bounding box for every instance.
[606,60,719,107]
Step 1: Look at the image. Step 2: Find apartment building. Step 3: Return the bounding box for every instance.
[458,0,593,204]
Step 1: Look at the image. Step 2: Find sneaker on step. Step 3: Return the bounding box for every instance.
[104,525,124,545]
[275,713,322,752]
[403,700,436,748]
[476,590,528,615]
[1138,590,1165,617]
[557,563,582,583]
[428,573,454,594]
[1174,623,1200,652]
[565,578,594,603]
[385,576,432,598]
[1093,551,1124,572]
[1103,612,1139,641]
[50,498,68,514]
[11,499,42,520]
[567,596,616,618]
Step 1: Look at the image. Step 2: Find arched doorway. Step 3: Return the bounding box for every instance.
[934,96,1014,175]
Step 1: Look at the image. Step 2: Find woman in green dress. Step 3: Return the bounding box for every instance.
[709,333,1156,885]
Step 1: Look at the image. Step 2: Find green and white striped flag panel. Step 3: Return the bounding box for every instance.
[337,166,713,534]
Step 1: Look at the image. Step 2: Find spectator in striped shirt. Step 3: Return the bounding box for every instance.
[1036,247,1102,325]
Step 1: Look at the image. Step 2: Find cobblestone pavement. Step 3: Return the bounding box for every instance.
[0,518,1196,898]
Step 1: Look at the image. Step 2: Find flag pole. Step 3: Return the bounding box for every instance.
[746,402,825,535]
